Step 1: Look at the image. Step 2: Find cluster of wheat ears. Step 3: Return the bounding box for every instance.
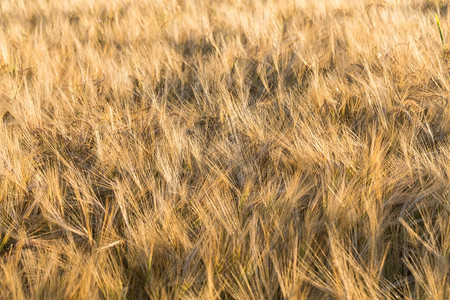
[0,0,448,299]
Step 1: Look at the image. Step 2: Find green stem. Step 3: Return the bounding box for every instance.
[435,14,445,46]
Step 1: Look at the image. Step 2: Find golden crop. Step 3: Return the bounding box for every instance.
[0,0,448,299]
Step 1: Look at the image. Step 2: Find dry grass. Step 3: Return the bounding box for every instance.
[0,0,449,299]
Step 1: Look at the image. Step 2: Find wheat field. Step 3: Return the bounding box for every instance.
[0,0,448,299]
